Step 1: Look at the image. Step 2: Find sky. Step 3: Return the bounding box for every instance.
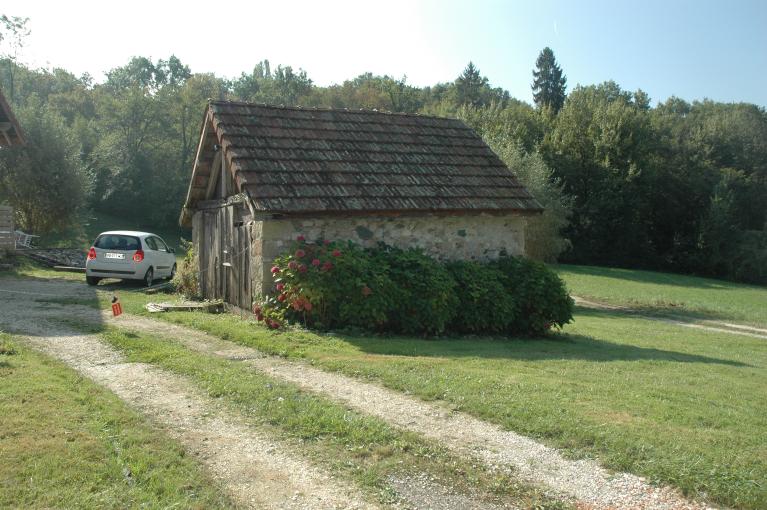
[3,0,767,106]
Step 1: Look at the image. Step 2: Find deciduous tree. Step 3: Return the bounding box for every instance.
[0,97,87,233]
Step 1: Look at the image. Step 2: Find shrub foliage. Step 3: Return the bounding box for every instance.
[493,256,575,335]
[172,239,200,299]
[256,237,574,336]
[445,260,517,333]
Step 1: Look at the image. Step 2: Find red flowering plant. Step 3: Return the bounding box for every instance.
[255,236,395,330]
[255,237,572,337]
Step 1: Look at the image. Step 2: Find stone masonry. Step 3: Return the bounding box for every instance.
[251,213,526,298]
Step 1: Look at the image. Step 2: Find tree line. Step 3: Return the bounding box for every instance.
[0,18,764,283]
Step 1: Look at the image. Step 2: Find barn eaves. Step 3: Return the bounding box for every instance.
[180,101,542,227]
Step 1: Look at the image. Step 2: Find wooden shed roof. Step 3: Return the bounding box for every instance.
[180,100,542,226]
[0,89,25,147]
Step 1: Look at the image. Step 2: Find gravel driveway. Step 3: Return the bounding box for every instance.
[0,277,717,509]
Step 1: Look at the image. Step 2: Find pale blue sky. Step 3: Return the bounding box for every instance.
[5,0,767,106]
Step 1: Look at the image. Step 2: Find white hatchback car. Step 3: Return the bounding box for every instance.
[85,231,177,287]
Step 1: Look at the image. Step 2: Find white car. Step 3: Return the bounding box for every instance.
[85,231,177,287]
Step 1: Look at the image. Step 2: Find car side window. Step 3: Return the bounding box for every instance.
[155,237,169,252]
[144,237,158,251]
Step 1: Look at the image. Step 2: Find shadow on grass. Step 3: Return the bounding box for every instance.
[0,274,104,338]
[555,264,744,290]
[574,303,736,327]
[333,320,748,368]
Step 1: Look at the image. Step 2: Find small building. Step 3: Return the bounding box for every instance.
[180,101,542,310]
[0,88,26,252]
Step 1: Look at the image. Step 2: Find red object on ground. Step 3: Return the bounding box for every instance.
[111,296,123,317]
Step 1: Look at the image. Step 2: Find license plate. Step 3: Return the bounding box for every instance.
[105,252,125,260]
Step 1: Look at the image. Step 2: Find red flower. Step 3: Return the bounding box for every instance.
[311,258,321,267]
[271,266,280,274]
[304,301,313,311]
[267,319,280,329]
[288,261,298,270]
[295,249,306,258]
[361,285,372,297]
[298,264,308,273]
[253,304,262,314]
[275,283,285,292]
[321,261,333,271]
[332,249,341,257]
[297,235,306,242]
[277,293,287,302]
[323,239,331,246]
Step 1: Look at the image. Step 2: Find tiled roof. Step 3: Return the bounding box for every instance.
[181,101,542,222]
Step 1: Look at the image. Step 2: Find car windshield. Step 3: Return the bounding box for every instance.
[94,234,140,251]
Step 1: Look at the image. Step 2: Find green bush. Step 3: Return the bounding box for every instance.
[172,239,200,299]
[373,245,458,335]
[446,260,517,333]
[261,238,397,330]
[258,238,573,337]
[492,256,574,335]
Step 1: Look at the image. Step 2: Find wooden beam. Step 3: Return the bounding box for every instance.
[205,150,222,200]
[220,150,228,198]
[179,111,211,227]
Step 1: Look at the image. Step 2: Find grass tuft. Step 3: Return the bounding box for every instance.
[0,332,232,509]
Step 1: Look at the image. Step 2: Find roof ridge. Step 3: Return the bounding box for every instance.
[207,99,462,123]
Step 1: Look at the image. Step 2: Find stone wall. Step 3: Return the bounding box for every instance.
[251,212,527,298]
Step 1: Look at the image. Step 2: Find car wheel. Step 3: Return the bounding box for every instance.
[144,268,154,287]
[86,276,101,286]
[169,264,177,280]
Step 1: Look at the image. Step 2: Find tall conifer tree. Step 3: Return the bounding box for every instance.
[531,47,567,113]
[455,61,488,107]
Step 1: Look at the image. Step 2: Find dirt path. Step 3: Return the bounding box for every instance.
[573,295,767,340]
[0,278,720,509]
[98,311,711,510]
[0,281,379,509]
[0,278,522,510]
[26,335,376,510]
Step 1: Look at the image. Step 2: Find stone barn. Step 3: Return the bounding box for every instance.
[179,101,542,310]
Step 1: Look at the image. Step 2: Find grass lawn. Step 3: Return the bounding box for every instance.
[0,256,85,281]
[101,280,767,510]
[60,321,564,510]
[7,264,766,508]
[0,333,232,509]
[554,264,767,326]
[33,209,191,253]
